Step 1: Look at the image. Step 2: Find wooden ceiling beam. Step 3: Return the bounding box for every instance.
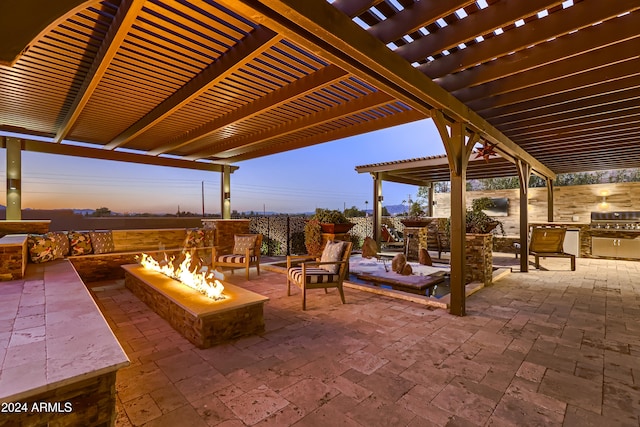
[396,0,561,63]
[54,0,146,143]
[496,96,640,132]
[331,0,383,18]
[482,77,640,122]
[453,37,640,103]
[149,64,348,156]
[468,58,640,113]
[437,11,640,93]
[185,90,396,160]
[368,0,475,45]
[222,0,555,178]
[219,108,425,163]
[419,0,640,79]
[104,26,278,150]
[514,120,640,146]
[505,108,640,140]
[19,139,237,172]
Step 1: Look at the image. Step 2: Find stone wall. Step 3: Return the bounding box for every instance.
[202,219,250,251]
[465,234,493,286]
[0,235,28,280]
[0,372,117,427]
[432,182,640,236]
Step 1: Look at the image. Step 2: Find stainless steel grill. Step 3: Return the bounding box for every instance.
[590,211,640,230]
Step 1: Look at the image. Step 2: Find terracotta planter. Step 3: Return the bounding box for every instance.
[319,223,354,234]
[400,219,432,228]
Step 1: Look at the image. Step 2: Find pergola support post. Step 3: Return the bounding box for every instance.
[221,165,231,219]
[433,111,476,316]
[546,178,554,222]
[516,160,532,272]
[5,137,22,220]
[427,183,434,217]
[372,172,382,245]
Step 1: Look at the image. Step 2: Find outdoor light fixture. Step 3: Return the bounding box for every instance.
[224,191,231,200]
[377,195,384,202]
[7,178,19,190]
[599,190,609,210]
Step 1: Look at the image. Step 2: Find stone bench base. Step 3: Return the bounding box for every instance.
[122,264,268,348]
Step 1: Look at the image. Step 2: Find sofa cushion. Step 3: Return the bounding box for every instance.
[68,231,93,256]
[233,235,257,255]
[46,231,69,259]
[27,234,56,263]
[90,231,115,254]
[319,240,347,274]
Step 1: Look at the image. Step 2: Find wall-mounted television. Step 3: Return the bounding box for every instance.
[480,197,509,217]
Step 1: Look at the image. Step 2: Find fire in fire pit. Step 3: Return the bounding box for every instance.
[138,253,225,300]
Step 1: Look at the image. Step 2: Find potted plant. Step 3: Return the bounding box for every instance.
[312,209,354,233]
[304,219,323,256]
[442,197,505,235]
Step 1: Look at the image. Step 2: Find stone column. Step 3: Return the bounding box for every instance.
[5,137,22,220]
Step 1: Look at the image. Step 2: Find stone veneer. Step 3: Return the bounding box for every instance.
[0,234,28,280]
[202,219,250,251]
[465,234,493,286]
[0,372,117,427]
[123,264,268,349]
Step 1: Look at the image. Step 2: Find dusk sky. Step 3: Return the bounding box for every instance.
[1,118,447,214]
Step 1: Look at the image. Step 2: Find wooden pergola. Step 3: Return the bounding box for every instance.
[2,1,639,315]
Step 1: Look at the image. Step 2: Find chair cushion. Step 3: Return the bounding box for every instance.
[27,234,56,263]
[319,240,348,274]
[90,231,115,254]
[233,235,257,255]
[68,231,93,256]
[288,267,339,285]
[217,254,258,264]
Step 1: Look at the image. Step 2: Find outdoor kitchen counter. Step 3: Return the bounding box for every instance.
[0,260,129,424]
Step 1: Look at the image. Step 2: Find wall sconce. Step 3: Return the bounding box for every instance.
[224,191,231,201]
[377,195,384,202]
[7,178,20,190]
[432,200,437,206]
[599,190,609,210]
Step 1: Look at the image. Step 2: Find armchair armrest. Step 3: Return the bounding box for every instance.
[286,254,317,268]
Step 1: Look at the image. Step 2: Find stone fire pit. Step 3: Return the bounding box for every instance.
[122,264,268,348]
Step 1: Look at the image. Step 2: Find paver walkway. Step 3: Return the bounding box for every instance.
[91,256,640,426]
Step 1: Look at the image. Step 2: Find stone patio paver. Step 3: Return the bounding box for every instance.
[89,256,640,426]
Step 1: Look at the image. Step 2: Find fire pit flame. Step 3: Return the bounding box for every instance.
[138,253,225,300]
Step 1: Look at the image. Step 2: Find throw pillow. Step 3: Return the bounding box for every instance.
[183,228,205,248]
[46,231,69,259]
[68,231,93,256]
[319,240,347,274]
[27,234,56,263]
[233,235,257,255]
[90,231,115,254]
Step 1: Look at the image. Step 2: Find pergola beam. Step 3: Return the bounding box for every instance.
[185,90,396,160]
[331,0,383,18]
[369,0,475,46]
[224,0,554,180]
[54,0,146,143]
[438,11,640,93]
[150,65,348,156]
[396,0,561,64]
[420,0,640,79]
[105,26,278,150]
[223,107,424,163]
[16,139,237,172]
[453,38,640,104]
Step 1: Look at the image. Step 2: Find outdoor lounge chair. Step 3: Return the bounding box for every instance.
[381,224,404,249]
[286,240,352,310]
[212,234,262,280]
[529,226,575,271]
